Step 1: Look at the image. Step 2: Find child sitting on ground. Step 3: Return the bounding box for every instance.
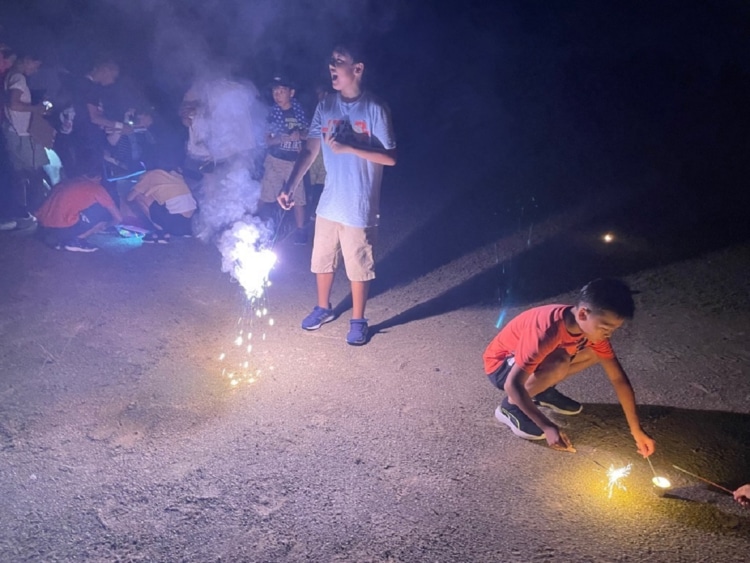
[126,166,197,243]
[35,161,122,253]
[483,278,655,456]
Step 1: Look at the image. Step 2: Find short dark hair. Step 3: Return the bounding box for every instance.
[332,41,367,65]
[577,278,635,319]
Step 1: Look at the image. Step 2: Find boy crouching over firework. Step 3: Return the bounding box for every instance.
[484,278,655,456]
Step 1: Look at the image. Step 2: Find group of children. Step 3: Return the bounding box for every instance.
[8,40,748,501]
[33,159,196,252]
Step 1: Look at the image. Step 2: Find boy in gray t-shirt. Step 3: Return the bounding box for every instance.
[278,43,397,345]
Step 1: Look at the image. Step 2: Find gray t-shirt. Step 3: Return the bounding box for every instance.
[309,91,396,228]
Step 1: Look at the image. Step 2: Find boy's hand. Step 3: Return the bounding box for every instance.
[733,485,750,507]
[276,190,295,210]
[545,426,576,453]
[324,129,350,155]
[633,429,655,457]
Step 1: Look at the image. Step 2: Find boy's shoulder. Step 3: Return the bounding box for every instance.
[510,303,569,326]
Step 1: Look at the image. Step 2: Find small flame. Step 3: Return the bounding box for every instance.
[606,463,632,498]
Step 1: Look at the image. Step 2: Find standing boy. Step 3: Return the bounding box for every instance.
[484,278,655,456]
[260,76,309,244]
[277,43,397,346]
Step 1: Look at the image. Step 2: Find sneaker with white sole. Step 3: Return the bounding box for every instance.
[0,219,17,231]
[64,238,99,253]
[533,386,582,415]
[495,397,545,440]
[301,305,335,330]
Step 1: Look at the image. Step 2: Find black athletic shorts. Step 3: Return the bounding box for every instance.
[487,356,516,390]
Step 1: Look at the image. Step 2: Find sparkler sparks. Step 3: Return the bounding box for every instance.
[606,463,632,498]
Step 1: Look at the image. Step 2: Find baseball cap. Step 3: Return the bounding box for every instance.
[269,75,295,90]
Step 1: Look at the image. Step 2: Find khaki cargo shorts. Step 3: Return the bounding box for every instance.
[260,154,305,205]
[311,216,377,282]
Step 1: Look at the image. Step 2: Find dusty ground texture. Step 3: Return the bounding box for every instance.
[1,176,749,563]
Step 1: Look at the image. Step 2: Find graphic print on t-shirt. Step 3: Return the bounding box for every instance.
[324,118,374,149]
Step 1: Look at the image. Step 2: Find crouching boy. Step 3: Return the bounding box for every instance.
[484,278,655,456]
[36,164,122,252]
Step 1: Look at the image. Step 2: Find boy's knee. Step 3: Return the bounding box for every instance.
[539,348,573,375]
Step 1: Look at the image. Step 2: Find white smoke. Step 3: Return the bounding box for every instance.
[183,76,276,297]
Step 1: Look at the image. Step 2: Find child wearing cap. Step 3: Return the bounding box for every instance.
[260,76,309,244]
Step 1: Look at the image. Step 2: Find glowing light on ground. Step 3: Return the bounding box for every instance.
[652,476,671,488]
[606,463,632,498]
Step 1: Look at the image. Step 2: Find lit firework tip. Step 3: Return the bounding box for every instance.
[602,232,615,243]
[606,463,632,498]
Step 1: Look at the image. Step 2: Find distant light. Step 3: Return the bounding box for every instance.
[602,232,615,243]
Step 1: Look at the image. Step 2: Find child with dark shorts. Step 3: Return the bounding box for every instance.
[484,278,656,456]
[36,169,122,252]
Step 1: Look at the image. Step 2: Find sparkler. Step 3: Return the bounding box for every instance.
[672,464,733,494]
[605,463,632,498]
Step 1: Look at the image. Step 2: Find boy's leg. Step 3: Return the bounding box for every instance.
[316,272,335,309]
[301,217,339,330]
[522,348,573,397]
[525,347,600,415]
[340,225,376,345]
[351,280,370,320]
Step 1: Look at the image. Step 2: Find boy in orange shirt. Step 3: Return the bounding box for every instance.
[484,278,655,456]
[36,164,122,252]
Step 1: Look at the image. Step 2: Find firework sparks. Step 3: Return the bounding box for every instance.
[606,463,632,498]
[213,217,279,387]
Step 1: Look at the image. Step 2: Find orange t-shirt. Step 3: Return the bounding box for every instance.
[483,304,615,374]
[36,178,117,228]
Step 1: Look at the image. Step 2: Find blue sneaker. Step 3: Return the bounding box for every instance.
[495,397,544,440]
[346,319,369,346]
[301,305,335,330]
[533,386,582,415]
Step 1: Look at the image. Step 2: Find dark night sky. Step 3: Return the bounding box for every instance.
[1,0,749,213]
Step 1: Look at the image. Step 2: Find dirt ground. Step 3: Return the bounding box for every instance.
[1,177,749,562]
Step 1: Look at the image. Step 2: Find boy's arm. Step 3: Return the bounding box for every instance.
[324,129,396,166]
[601,357,655,457]
[277,137,321,210]
[7,88,41,113]
[504,364,573,451]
